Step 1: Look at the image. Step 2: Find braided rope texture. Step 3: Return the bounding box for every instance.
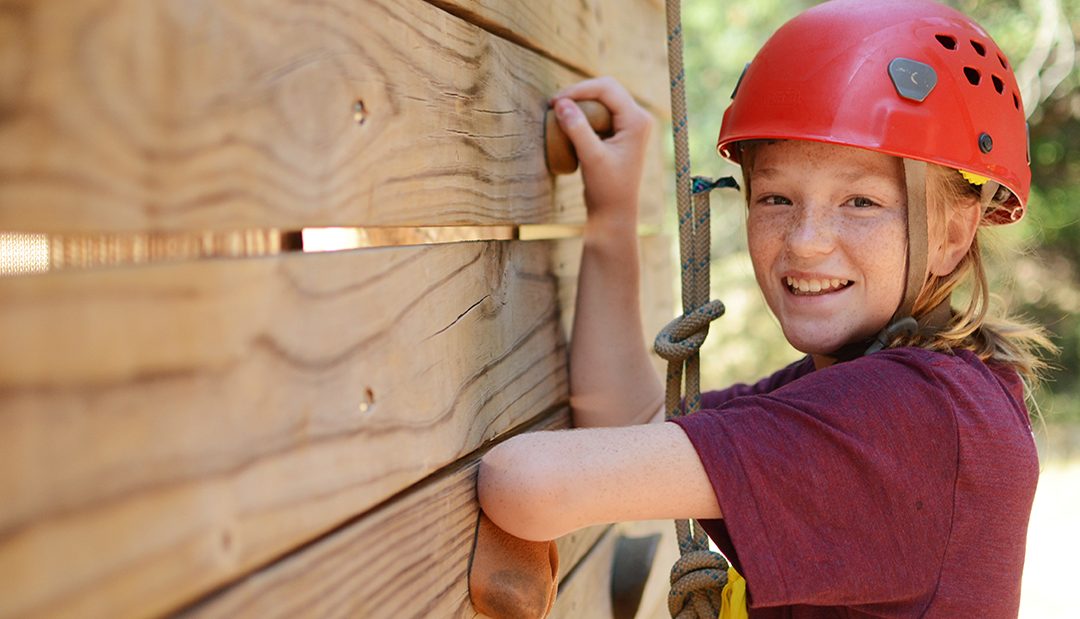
[657,0,731,616]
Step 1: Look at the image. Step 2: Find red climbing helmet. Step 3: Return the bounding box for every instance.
[717,0,1029,224]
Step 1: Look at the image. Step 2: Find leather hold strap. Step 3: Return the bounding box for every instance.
[980,180,1001,212]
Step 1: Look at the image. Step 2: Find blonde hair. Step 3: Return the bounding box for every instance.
[899,164,1055,383]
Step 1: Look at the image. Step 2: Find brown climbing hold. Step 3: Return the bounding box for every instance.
[544,100,614,175]
[469,511,559,619]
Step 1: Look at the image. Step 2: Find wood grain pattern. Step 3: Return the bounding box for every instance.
[1,0,682,615]
[0,241,569,618]
[180,409,614,619]
[181,423,679,619]
[0,0,666,233]
[424,0,669,115]
[0,234,672,618]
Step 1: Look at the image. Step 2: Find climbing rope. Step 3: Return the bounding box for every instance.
[653,1,738,617]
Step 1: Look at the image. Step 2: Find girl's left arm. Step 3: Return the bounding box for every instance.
[477,422,721,541]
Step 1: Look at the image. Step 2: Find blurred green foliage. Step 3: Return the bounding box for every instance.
[677,0,1080,420]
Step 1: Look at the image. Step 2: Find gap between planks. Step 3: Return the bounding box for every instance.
[0,225,662,278]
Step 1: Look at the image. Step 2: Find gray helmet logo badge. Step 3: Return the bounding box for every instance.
[888,58,938,102]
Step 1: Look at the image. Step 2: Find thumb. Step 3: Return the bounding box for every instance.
[553,98,604,162]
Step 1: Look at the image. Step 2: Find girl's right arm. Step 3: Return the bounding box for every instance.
[477,79,702,543]
[552,78,665,428]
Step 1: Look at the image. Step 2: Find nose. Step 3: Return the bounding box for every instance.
[785,202,836,258]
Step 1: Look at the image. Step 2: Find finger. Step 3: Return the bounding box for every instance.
[553,76,623,99]
[552,97,604,162]
[552,77,643,131]
[553,77,634,113]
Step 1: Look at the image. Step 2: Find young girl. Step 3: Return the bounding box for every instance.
[478,0,1050,615]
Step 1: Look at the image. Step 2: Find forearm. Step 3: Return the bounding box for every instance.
[545,77,663,428]
[569,214,664,428]
[478,423,720,541]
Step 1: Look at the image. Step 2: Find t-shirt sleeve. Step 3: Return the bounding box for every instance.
[700,356,814,410]
[671,350,960,609]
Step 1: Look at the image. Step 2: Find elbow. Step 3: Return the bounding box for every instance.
[477,434,576,541]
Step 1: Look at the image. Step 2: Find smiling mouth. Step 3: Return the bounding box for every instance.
[785,276,853,296]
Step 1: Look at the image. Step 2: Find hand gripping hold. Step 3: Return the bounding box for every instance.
[544,100,614,175]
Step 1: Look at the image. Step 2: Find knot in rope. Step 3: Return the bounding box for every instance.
[654,299,726,362]
[667,547,729,618]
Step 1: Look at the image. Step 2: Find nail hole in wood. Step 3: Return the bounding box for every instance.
[353,100,367,126]
[359,387,375,413]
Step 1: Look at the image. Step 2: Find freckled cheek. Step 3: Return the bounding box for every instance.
[746,217,794,318]
[841,218,907,294]
[746,215,783,277]
[746,210,790,250]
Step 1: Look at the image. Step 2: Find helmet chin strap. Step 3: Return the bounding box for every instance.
[897,159,930,321]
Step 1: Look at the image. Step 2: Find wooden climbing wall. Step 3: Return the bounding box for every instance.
[0,0,677,617]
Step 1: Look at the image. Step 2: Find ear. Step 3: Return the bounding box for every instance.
[929,197,980,276]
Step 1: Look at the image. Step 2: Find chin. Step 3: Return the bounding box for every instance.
[782,331,839,356]
[781,324,874,356]
[787,338,846,356]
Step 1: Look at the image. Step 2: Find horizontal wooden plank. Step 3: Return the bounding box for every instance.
[0,0,665,233]
[180,475,684,619]
[0,241,570,618]
[424,0,670,115]
[0,233,672,618]
[179,408,612,618]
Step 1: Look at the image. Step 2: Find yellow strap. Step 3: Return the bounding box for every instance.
[718,567,748,619]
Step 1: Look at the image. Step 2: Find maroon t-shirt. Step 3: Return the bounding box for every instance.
[671,347,1038,618]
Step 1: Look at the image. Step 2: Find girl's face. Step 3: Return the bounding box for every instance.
[746,140,908,362]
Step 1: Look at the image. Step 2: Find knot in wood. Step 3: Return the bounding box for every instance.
[653,300,725,362]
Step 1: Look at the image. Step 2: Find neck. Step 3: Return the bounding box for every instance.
[815,299,953,367]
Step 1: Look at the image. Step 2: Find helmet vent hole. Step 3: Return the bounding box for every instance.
[964,67,981,86]
[1012,92,1021,110]
[992,75,1004,94]
[998,54,1009,70]
[935,34,958,50]
[970,40,987,56]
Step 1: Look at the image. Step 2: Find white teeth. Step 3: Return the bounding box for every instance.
[786,277,851,294]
